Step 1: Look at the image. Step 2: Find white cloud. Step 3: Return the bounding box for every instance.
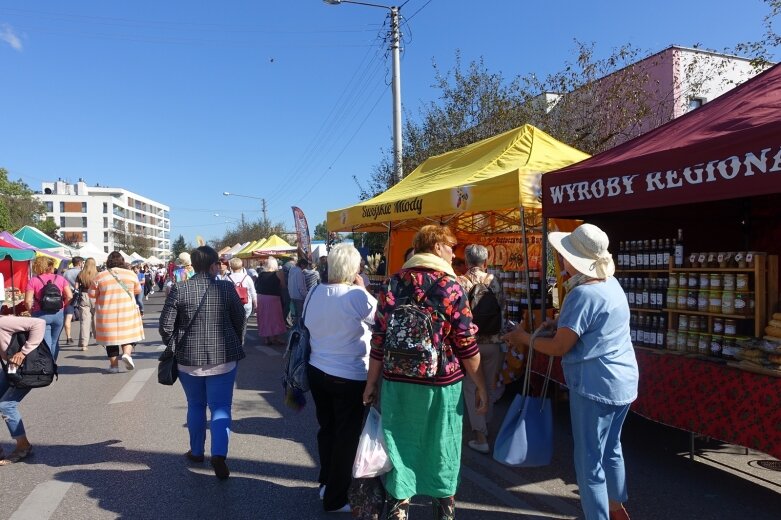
[0,23,23,51]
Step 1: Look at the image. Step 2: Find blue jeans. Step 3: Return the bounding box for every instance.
[569,391,631,520]
[178,366,237,458]
[0,369,32,439]
[32,309,64,361]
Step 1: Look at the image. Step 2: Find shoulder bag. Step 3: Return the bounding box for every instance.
[158,282,212,385]
[493,327,554,467]
[282,284,318,404]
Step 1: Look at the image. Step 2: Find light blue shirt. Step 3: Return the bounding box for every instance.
[557,277,639,405]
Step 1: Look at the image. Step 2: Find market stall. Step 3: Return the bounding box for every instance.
[14,225,74,257]
[0,238,36,313]
[328,124,589,322]
[539,63,781,459]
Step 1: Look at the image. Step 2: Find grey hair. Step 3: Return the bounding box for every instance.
[261,256,279,272]
[464,244,489,267]
[328,243,361,284]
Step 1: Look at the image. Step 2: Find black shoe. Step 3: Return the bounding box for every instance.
[211,456,229,480]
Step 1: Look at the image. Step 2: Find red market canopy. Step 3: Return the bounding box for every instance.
[542,63,781,218]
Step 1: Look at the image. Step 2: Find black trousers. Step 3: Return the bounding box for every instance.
[307,364,366,512]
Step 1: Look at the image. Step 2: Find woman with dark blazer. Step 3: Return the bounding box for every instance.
[159,246,246,480]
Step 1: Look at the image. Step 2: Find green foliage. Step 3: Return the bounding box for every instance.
[733,0,781,69]
[313,220,328,241]
[171,235,188,258]
[0,167,55,234]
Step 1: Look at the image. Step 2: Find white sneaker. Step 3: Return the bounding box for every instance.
[107,367,120,374]
[468,440,490,454]
[121,354,135,370]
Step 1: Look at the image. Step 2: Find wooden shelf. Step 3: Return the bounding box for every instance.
[629,307,665,313]
[616,269,669,274]
[663,308,753,320]
[671,267,756,273]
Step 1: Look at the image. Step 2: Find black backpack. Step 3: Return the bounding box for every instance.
[37,276,64,313]
[1,330,58,389]
[468,275,502,335]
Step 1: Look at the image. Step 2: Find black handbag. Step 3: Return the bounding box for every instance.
[158,282,211,386]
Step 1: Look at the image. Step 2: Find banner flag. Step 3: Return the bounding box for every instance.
[291,206,312,261]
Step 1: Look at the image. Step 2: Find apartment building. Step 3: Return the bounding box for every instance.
[36,179,171,260]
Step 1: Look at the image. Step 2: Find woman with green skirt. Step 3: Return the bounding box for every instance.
[363,225,489,520]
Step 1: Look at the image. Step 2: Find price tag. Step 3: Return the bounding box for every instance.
[697,254,705,263]
[746,253,753,262]
[717,254,724,263]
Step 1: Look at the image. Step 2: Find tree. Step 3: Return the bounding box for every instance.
[215,218,289,251]
[171,235,188,258]
[734,0,781,68]
[0,167,58,236]
[313,220,328,241]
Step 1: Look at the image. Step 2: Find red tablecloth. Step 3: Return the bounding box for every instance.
[532,349,781,459]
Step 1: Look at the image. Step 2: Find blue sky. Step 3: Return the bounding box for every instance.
[0,0,773,246]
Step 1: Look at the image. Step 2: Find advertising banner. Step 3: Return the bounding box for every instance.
[291,206,312,261]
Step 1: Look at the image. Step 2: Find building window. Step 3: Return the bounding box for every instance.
[60,217,65,227]
[103,217,108,228]
[82,217,88,227]
[688,97,705,111]
[45,201,53,212]
[104,246,109,253]
[82,232,88,242]
[103,202,108,213]
[81,202,87,213]
[59,202,65,212]
[104,232,109,242]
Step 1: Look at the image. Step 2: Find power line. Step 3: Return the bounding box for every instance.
[405,0,434,22]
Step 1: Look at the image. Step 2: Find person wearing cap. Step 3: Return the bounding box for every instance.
[503,223,638,520]
[174,252,195,283]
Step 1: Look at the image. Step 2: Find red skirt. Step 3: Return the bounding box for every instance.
[256,294,287,337]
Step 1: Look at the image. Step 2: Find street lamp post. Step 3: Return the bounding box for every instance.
[222,192,268,223]
[323,0,403,185]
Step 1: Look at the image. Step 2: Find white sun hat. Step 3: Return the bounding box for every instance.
[548,223,615,279]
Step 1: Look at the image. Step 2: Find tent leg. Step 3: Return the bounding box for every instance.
[520,208,535,331]
[540,218,548,321]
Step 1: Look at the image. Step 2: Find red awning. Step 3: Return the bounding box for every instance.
[542,63,781,218]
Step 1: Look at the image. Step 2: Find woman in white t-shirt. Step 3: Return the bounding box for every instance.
[304,243,377,514]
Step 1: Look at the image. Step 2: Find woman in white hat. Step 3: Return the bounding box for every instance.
[503,223,638,520]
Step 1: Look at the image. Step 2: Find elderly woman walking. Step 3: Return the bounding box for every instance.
[305,243,377,513]
[254,257,287,345]
[90,251,144,373]
[364,224,488,520]
[159,246,246,480]
[76,258,98,351]
[503,223,638,520]
[457,244,505,454]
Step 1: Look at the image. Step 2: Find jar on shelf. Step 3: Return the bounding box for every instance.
[687,332,698,353]
[677,290,688,310]
[676,331,688,352]
[678,314,689,332]
[669,274,678,289]
[708,290,722,313]
[722,290,736,315]
[698,273,710,290]
[736,274,750,291]
[722,335,738,357]
[724,318,738,336]
[709,273,722,290]
[678,272,688,288]
[689,315,703,333]
[689,254,700,268]
[718,252,728,268]
[734,291,750,316]
[666,330,678,351]
[686,289,698,311]
[697,290,709,312]
[735,252,747,269]
[698,333,711,355]
[688,273,698,289]
[667,288,679,310]
[712,317,724,335]
[722,273,736,291]
[710,335,723,357]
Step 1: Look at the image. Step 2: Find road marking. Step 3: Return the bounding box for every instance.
[256,346,282,357]
[109,368,155,404]
[156,344,166,351]
[10,481,72,520]
[460,466,577,519]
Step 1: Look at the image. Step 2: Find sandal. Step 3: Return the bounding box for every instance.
[0,445,32,466]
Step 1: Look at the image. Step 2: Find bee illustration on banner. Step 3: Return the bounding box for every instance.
[451,185,472,210]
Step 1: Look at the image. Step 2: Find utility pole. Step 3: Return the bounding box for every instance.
[390,5,403,184]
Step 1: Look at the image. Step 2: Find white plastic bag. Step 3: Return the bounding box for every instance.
[352,407,393,478]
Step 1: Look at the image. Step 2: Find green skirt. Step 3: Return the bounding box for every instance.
[381,380,464,499]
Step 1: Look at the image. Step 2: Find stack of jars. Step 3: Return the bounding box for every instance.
[666,315,747,358]
[498,269,550,322]
[666,272,754,317]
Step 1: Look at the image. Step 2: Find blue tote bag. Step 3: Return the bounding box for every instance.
[493,331,554,467]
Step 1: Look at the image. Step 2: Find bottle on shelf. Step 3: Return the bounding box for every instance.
[656,239,665,268]
[674,229,684,268]
[643,239,651,270]
[649,239,658,269]
[629,240,637,270]
[663,238,672,268]
[617,241,625,270]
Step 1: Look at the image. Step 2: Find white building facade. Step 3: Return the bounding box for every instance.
[36,179,171,260]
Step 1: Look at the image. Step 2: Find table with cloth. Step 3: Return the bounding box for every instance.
[531,348,781,459]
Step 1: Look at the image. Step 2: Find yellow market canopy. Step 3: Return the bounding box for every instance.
[236,239,268,259]
[252,234,296,256]
[327,124,588,233]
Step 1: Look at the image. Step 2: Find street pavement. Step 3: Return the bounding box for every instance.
[2,291,780,519]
